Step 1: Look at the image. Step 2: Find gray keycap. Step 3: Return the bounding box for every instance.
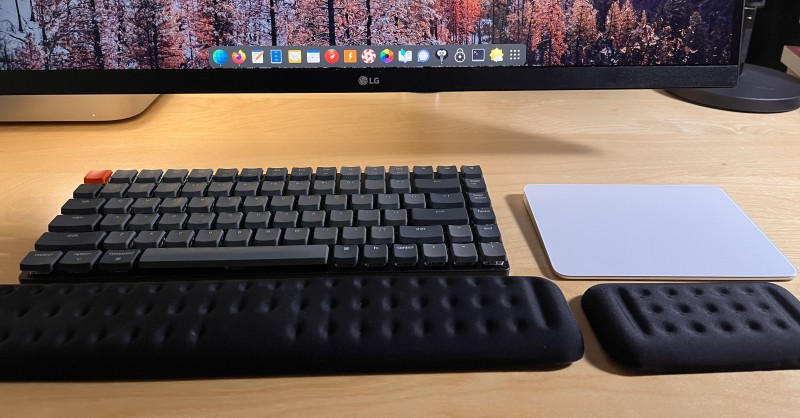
[188,169,213,183]
[290,167,313,181]
[287,180,311,195]
[49,214,102,232]
[98,249,141,272]
[340,166,361,180]
[464,178,487,193]
[265,168,288,182]
[216,212,244,229]
[475,224,502,242]
[324,195,347,210]
[73,184,102,199]
[452,243,478,265]
[99,214,131,231]
[364,244,389,267]
[253,228,281,246]
[402,193,426,208]
[329,210,353,227]
[243,196,268,212]
[163,169,189,183]
[471,208,496,225]
[158,213,188,230]
[410,208,469,226]
[234,181,259,196]
[153,182,181,198]
[213,168,239,182]
[110,169,138,183]
[100,183,129,198]
[101,198,133,214]
[413,166,434,179]
[339,180,361,194]
[139,245,329,268]
[283,228,310,245]
[423,243,448,266]
[313,180,336,195]
[370,226,395,244]
[315,167,337,181]
[301,210,326,227]
[448,225,474,243]
[128,213,160,231]
[180,182,208,197]
[460,165,483,179]
[239,168,263,182]
[399,225,445,244]
[208,181,233,197]
[269,195,295,211]
[244,211,271,229]
[134,230,166,249]
[35,232,106,251]
[164,230,195,248]
[480,242,507,265]
[333,245,359,267]
[428,193,466,208]
[131,197,161,214]
[414,178,461,193]
[297,195,322,211]
[126,183,155,198]
[136,169,164,183]
[467,192,491,208]
[215,196,242,213]
[389,179,412,194]
[389,166,410,180]
[393,244,418,266]
[351,194,374,210]
[103,231,136,250]
[436,166,459,179]
[188,197,215,213]
[365,166,386,180]
[342,226,367,245]
[312,227,338,245]
[383,209,408,226]
[193,229,223,247]
[58,249,103,274]
[20,251,63,273]
[272,211,299,228]
[364,179,386,194]
[377,194,400,209]
[224,229,252,247]
[187,212,216,230]
[261,181,286,197]
[357,209,381,226]
[159,197,188,213]
[62,198,105,215]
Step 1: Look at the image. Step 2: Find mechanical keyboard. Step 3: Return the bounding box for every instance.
[20,165,508,282]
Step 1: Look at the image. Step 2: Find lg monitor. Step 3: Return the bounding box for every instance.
[0,0,743,119]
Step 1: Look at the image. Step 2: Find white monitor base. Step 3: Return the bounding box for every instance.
[0,94,159,122]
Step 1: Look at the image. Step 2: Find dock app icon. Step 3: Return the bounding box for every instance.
[270,50,282,64]
[252,49,264,64]
[288,50,302,64]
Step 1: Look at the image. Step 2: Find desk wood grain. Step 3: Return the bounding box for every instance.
[0,90,798,416]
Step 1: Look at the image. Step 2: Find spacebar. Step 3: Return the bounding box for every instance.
[139,246,330,268]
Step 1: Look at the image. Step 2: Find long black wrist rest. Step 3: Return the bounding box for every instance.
[0,276,583,380]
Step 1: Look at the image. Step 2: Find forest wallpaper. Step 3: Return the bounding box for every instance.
[0,0,734,69]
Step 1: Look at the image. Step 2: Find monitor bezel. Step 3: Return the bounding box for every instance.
[0,2,744,94]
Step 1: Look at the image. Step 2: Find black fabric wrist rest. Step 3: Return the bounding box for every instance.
[0,276,583,380]
[582,282,800,373]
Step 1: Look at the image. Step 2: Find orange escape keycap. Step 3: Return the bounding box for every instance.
[84,170,113,184]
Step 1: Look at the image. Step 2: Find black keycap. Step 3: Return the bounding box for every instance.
[272,211,299,228]
[104,231,136,249]
[216,212,244,229]
[131,197,161,214]
[215,196,242,213]
[436,166,459,179]
[399,225,445,243]
[464,178,487,193]
[312,227,338,245]
[239,168,263,182]
[153,182,181,198]
[414,178,461,193]
[365,166,386,180]
[460,165,483,179]
[35,231,107,251]
[324,195,347,210]
[260,181,286,196]
[402,193,426,208]
[269,195,295,211]
[244,211,271,229]
[99,249,141,272]
[452,243,478,265]
[471,208,496,225]
[188,197,215,213]
[283,228,310,245]
[383,209,408,226]
[136,169,164,183]
[377,194,400,209]
[287,180,311,195]
[467,192,491,208]
[254,228,282,246]
[73,183,103,199]
[224,229,252,247]
[333,245,359,267]
[297,195,322,211]
[364,244,389,267]
[342,226,367,244]
[158,213,188,230]
[193,229,224,247]
[208,181,234,197]
[180,182,207,197]
[393,244,418,266]
[20,251,63,274]
[313,180,336,195]
[234,181,259,196]
[188,169,213,183]
[164,230,195,248]
[49,214,102,232]
[139,245,330,268]
[99,214,132,231]
[329,210,353,227]
[422,243,448,266]
[243,196,268,212]
[159,197,188,213]
[475,224,502,242]
[134,230,166,249]
[265,168,288,182]
[340,166,361,180]
[99,183,129,198]
[126,183,155,198]
[428,193,466,208]
[389,179,412,194]
[370,226,395,244]
[389,166,410,180]
[187,213,215,230]
[162,169,189,183]
[410,208,469,226]
[102,198,134,214]
[447,225,473,243]
[357,209,381,226]
[301,210,326,227]
[351,194,374,210]
[339,180,361,194]
[214,168,239,182]
[290,167,313,181]
[58,250,103,273]
[315,167,337,181]
[110,169,138,183]
[61,198,105,215]
[128,213,160,231]
[480,242,507,266]
[413,166,434,179]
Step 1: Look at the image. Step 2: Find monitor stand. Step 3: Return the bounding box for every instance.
[0,95,160,122]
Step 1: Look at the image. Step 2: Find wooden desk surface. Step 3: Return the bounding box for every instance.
[0,90,798,416]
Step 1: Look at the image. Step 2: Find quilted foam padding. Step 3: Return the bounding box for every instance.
[0,276,583,380]
[582,282,800,373]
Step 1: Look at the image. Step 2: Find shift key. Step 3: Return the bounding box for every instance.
[35,232,107,251]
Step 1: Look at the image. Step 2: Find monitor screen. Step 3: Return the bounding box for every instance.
[0,0,742,93]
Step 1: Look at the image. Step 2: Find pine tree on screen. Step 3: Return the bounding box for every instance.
[129,0,185,68]
[532,0,567,65]
[684,10,708,64]
[566,0,598,64]
[11,33,45,69]
[605,0,636,64]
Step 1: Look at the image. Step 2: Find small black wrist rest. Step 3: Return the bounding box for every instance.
[582,282,800,373]
[0,276,583,380]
